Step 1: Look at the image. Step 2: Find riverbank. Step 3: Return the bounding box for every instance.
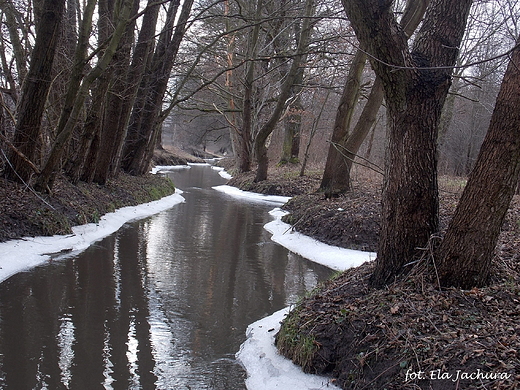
[227,162,520,390]
[0,146,203,243]
[1,153,519,389]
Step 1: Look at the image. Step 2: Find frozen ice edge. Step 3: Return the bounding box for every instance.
[0,189,185,285]
[213,183,376,390]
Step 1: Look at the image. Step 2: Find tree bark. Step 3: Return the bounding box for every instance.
[253,0,314,182]
[122,0,194,176]
[4,0,65,183]
[279,2,305,165]
[341,0,473,287]
[320,49,366,195]
[437,36,520,288]
[233,0,263,173]
[320,0,430,197]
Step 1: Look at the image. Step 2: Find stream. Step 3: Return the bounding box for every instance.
[0,164,334,390]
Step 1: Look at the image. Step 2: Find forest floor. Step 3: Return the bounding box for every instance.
[226,160,520,390]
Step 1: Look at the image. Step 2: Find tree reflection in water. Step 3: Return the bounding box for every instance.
[0,165,333,389]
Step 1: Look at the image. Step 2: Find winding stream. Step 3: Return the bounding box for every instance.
[0,164,333,389]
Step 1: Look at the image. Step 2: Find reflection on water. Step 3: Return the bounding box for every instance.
[0,165,333,389]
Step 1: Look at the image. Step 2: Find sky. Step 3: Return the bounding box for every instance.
[0,163,375,390]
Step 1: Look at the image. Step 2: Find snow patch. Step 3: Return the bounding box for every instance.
[265,208,376,271]
[0,191,185,284]
[236,307,340,390]
[213,185,291,204]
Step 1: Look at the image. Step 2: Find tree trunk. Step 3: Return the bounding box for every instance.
[254,0,314,182]
[341,0,473,287]
[320,50,366,195]
[280,6,305,165]
[320,0,430,197]
[233,0,263,173]
[66,79,108,184]
[280,94,303,164]
[437,37,520,288]
[4,0,65,183]
[122,0,194,176]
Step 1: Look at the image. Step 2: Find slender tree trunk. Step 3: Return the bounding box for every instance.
[4,0,65,183]
[66,79,108,183]
[320,50,366,195]
[437,37,520,288]
[254,0,314,182]
[279,3,305,164]
[233,0,263,173]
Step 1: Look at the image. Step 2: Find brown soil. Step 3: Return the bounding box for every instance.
[0,149,197,242]
[227,162,520,390]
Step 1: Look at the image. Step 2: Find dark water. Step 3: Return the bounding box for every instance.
[0,164,333,390]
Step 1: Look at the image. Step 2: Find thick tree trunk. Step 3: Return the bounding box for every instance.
[437,37,520,288]
[4,0,65,183]
[341,0,473,287]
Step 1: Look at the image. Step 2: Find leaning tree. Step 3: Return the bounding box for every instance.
[436,35,520,288]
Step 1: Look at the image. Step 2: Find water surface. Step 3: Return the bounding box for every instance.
[0,164,333,389]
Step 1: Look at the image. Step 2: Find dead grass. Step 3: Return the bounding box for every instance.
[229,162,520,390]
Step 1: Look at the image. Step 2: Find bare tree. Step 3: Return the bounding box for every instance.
[437,35,520,288]
[35,0,135,192]
[253,0,315,182]
[320,0,430,196]
[122,0,195,176]
[4,0,66,183]
[341,0,473,287]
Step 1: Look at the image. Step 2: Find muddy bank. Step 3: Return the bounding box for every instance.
[228,163,520,390]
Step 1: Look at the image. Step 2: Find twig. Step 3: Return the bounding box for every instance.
[329,141,384,175]
[0,148,55,210]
